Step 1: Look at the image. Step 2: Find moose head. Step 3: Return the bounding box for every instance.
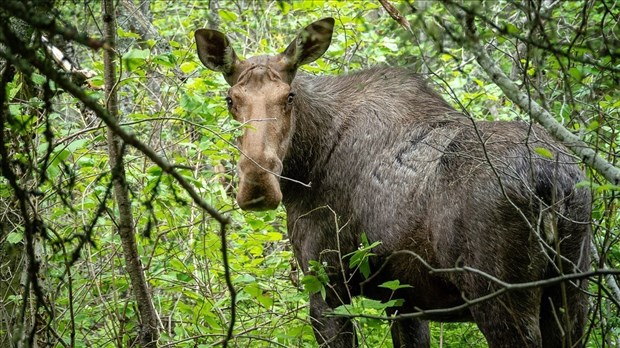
[195,18,335,210]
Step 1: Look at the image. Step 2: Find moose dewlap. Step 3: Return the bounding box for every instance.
[195,17,591,347]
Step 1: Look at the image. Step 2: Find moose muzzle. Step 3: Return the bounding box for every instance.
[236,154,283,211]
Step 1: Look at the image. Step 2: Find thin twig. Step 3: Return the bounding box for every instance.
[350,249,619,321]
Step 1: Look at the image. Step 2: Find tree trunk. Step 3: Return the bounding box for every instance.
[102,0,160,346]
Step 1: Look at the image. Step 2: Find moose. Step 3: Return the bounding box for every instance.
[195,18,591,347]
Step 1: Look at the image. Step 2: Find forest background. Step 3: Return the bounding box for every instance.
[0,0,619,347]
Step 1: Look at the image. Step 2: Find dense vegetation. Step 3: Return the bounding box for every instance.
[1,0,618,347]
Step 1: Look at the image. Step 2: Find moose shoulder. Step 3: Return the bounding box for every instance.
[195,17,591,348]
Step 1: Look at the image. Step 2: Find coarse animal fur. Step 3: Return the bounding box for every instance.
[195,18,591,347]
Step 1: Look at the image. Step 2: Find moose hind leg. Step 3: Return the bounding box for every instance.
[540,207,590,348]
[310,292,357,347]
[539,280,589,348]
[470,289,543,348]
[386,308,430,348]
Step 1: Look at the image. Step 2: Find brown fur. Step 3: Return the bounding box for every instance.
[195,18,591,347]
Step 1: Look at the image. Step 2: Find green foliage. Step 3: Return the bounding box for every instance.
[1,0,618,347]
[379,280,412,291]
[302,260,329,300]
[347,233,381,279]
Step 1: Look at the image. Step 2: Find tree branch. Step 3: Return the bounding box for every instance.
[446,0,620,74]
[379,0,620,185]
[0,22,230,226]
[378,0,411,31]
[448,6,620,185]
[1,16,238,345]
[102,0,160,345]
[0,1,107,51]
[346,248,618,321]
[591,242,620,304]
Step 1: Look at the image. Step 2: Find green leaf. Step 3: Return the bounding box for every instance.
[175,272,191,282]
[360,298,389,310]
[146,165,162,176]
[66,139,88,153]
[218,9,238,21]
[379,280,413,291]
[122,49,150,72]
[301,275,321,292]
[153,53,176,67]
[504,22,519,34]
[568,67,583,81]
[243,283,261,297]
[7,82,22,100]
[346,233,381,279]
[301,274,325,299]
[257,293,273,308]
[117,27,140,39]
[331,304,355,315]
[235,274,256,284]
[595,184,620,192]
[180,62,198,74]
[7,232,23,244]
[384,298,404,308]
[534,147,554,159]
[31,73,46,85]
[587,120,600,131]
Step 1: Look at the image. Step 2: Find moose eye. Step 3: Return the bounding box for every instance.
[287,92,296,105]
[225,96,233,108]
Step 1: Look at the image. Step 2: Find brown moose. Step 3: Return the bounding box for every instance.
[195,18,591,347]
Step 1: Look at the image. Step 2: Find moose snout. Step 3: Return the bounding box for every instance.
[236,155,283,211]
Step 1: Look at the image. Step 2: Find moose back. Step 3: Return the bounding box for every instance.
[195,18,591,347]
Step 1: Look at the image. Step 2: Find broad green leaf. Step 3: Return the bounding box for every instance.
[568,67,584,81]
[31,73,46,85]
[360,298,389,310]
[66,139,88,153]
[534,147,554,159]
[504,22,519,34]
[257,293,273,308]
[180,61,198,74]
[122,49,150,72]
[153,53,176,67]
[236,274,256,284]
[218,9,238,21]
[7,81,22,100]
[301,275,325,299]
[379,280,413,291]
[7,232,23,244]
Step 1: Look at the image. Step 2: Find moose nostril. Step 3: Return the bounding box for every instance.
[238,155,282,176]
[236,161,283,211]
[267,157,283,174]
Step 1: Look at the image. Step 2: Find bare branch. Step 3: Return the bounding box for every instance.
[379,1,620,183]
[591,242,620,304]
[102,0,160,345]
[41,36,96,80]
[378,0,411,31]
[0,27,230,226]
[445,6,620,185]
[348,248,617,321]
[0,1,107,51]
[447,0,620,74]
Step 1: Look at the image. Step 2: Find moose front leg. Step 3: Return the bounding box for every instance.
[386,308,430,348]
[309,292,358,347]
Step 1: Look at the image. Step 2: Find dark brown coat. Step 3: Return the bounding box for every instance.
[195,18,591,348]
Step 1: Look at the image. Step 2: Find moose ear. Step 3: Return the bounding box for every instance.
[281,17,334,69]
[195,29,239,83]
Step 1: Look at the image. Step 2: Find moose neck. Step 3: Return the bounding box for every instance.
[279,73,343,199]
[277,67,462,206]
